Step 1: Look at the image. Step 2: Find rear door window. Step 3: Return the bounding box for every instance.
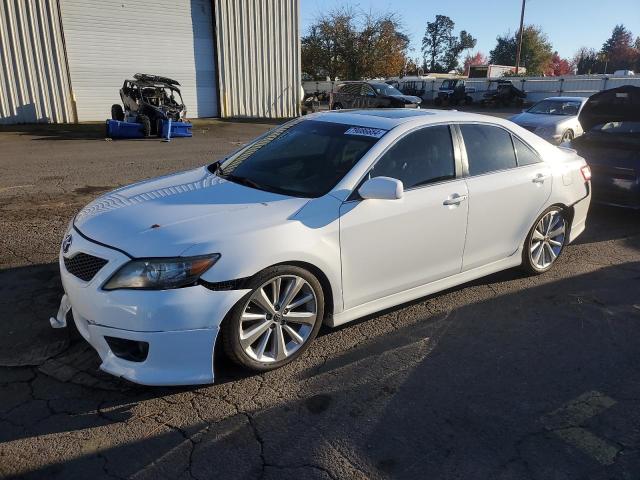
[460,124,517,175]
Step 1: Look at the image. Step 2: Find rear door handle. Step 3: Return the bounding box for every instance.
[443,193,468,206]
[532,173,549,183]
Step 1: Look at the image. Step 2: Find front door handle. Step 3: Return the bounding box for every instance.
[443,193,468,206]
[532,173,549,184]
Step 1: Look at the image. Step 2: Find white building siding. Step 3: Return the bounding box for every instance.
[0,0,75,124]
[59,0,218,121]
[214,0,300,118]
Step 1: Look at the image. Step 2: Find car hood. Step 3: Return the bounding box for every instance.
[73,167,309,257]
[510,112,574,127]
[389,94,422,104]
[579,85,640,131]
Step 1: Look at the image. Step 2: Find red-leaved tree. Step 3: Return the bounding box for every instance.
[462,51,488,75]
[544,52,572,76]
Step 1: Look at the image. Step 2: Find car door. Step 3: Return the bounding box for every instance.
[360,84,378,109]
[457,123,552,271]
[339,125,469,309]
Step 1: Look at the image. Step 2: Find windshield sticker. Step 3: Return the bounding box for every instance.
[344,126,387,138]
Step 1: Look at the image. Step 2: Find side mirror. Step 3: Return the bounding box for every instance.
[358,177,403,200]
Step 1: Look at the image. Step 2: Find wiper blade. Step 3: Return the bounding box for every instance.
[220,173,262,190]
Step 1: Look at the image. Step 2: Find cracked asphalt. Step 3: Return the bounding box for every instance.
[1,115,640,480]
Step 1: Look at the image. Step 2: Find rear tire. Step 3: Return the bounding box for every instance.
[332,103,343,110]
[156,119,164,138]
[561,129,574,142]
[138,114,151,137]
[521,206,568,274]
[222,265,324,372]
[111,104,124,121]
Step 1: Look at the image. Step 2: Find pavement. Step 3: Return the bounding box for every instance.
[1,111,640,480]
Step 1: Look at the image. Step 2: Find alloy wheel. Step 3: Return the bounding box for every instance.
[239,275,317,363]
[529,210,567,270]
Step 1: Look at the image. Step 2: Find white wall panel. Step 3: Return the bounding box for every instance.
[0,0,75,124]
[59,0,217,121]
[214,0,300,118]
[305,75,640,104]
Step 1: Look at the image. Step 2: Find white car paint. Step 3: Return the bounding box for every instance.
[509,96,589,144]
[54,109,591,385]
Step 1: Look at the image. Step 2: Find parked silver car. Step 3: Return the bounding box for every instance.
[509,96,588,144]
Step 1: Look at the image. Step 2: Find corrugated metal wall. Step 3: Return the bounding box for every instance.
[59,0,218,121]
[0,0,75,124]
[214,0,301,118]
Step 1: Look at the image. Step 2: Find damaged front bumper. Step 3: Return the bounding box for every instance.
[51,227,249,386]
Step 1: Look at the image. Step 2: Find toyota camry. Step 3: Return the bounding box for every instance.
[51,109,591,385]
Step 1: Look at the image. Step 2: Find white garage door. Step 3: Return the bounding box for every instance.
[60,0,218,121]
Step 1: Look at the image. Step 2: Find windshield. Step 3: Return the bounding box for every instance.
[370,83,403,96]
[528,100,581,115]
[592,121,640,134]
[141,86,184,107]
[211,119,386,198]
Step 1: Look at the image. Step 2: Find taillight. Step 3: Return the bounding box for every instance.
[580,165,592,182]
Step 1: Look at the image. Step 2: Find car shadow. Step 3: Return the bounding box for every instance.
[2,260,639,479]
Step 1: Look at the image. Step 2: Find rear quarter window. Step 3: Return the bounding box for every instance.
[513,136,542,166]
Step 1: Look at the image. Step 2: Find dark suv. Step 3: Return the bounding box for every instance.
[330,81,421,110]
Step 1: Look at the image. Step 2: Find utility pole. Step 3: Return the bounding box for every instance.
[515,0,526,74]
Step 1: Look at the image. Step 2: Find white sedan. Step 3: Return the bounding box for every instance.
[52,109,592,385]
[509,96,588,144]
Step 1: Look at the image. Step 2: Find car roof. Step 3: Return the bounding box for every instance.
[307,109,509,130]
[540,96,587,102]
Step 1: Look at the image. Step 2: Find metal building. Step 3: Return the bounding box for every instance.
[0,0,300,124]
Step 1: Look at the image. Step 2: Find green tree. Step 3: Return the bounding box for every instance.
[422,15,455,72]
[600,24,637,71]
[489,25,553,75]
[301,8,409,80]
[572,47,605,74]
[443,30,477,72]
[301,8,358,80]
[421,15,475,73]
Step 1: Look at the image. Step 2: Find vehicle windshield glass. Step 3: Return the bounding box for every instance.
[592,121,640,134]
[528,100,581,115]
[140,86,183,106]
[211,120,386,198]
[371,83,402,96]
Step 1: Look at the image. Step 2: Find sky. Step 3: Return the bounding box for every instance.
[301,0,640,61]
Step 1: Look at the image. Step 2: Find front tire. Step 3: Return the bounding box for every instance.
[222,265,324,371]
[111,104,124,121]
[522,206,568,274]
[138,114,151,137]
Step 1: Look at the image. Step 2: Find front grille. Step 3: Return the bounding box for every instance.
[64,253,108,282]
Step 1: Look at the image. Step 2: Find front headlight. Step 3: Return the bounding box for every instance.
[103,254,220,290]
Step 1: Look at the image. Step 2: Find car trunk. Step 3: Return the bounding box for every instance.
[572,85,640,207]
